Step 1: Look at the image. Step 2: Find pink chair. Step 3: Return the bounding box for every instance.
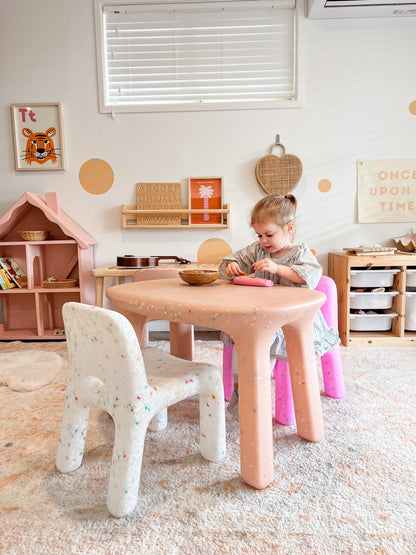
[223,275,345,425]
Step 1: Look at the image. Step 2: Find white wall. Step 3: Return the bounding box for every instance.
[1,1,416,278]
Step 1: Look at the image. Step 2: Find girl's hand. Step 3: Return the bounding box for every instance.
[252,258,278,274]
[226,262,245,277]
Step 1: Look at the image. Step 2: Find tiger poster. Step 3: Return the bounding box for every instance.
[11,103,65,171]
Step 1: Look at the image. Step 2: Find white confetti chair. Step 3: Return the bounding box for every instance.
[56,302,226,517]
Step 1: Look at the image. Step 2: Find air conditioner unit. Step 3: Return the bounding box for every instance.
[308,0,416,18]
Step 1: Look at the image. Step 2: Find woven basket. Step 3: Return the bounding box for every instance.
[42,278,78,289]
[255,144,303,195]
[19,230,48,241]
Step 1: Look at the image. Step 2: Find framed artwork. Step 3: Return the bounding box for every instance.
[357,159,416,223]
[188,177,223,224]
[11,103,65,171]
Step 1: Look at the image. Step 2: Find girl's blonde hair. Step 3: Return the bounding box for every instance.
[250,194,297,227]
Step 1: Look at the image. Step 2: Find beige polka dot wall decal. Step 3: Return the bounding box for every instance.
[79,158,114,195]
[318,179,332,193]
[409,100,416,115]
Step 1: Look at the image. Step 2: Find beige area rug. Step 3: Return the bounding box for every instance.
[0,346,63,391]
[0,340,415,554]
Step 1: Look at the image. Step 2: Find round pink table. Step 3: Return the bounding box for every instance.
[107,278,326,489]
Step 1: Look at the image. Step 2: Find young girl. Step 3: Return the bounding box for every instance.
[218,194,340,415]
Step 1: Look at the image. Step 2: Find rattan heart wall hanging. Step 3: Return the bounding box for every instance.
[255,143,303,195]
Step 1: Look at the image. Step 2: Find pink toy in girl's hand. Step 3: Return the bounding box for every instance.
[233,276,273,287]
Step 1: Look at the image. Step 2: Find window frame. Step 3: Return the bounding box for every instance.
[94,0,303,113]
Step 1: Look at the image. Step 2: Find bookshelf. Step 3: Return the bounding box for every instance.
[0,193,96,340]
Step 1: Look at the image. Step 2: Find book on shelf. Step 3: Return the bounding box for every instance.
[0,268,16,289]
[0,257,28,288]
[0,269,10,289]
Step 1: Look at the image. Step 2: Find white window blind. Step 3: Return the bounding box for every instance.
[96,0,298,112]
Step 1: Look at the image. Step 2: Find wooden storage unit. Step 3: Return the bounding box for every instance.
[328,251,416,347]
[0,192,96,340]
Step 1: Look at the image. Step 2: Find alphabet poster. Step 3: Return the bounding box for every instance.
[136,182,182,225]
[357,159,416,223]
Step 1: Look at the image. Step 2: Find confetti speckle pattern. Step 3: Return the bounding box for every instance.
[56,302,226,517]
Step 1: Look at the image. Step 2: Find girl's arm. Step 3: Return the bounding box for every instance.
[253,258,306,284]
[289,245,322,288]
[218,242,261,278]
[252,244,321,287]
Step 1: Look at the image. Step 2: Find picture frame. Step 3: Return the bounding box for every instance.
[188,177,223,224]
[11,103,65,171]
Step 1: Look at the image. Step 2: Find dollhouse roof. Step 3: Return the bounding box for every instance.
[0,192,96,249]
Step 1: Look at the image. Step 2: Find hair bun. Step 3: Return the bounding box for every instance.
[284,194,297,209]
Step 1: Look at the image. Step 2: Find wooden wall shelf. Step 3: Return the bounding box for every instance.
[121,204,230,229]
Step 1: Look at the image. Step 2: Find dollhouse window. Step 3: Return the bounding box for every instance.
[94,0,301,113]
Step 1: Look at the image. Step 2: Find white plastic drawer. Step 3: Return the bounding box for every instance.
[350,269,400,288]
[349,290,398,310]
[349,310,397,331]
[405,292,416,331]
[406,269,416,288]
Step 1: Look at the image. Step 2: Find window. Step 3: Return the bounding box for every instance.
[95,0,300,113]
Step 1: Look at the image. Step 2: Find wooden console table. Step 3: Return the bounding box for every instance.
[91,262,218,307]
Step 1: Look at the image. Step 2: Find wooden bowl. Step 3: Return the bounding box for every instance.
[179,269,219,285]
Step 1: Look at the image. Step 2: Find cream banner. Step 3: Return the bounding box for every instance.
[357,159,416,223]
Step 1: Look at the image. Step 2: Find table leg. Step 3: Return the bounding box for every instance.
[116,276,150,344]
[282,318,324,442]
[234,336,274,490]
[169,322,194,361]
[95,277,104,307]
[117,310,149,348]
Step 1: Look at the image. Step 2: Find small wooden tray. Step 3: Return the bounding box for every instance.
[42,278,78,288]
[343,247,397,256]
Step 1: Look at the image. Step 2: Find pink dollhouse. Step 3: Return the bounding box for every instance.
[0,192,96,339]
